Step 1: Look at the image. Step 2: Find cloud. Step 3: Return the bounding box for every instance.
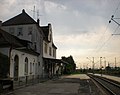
[0,0,120,68]
[44,1,67,13]
[0,0,41,21]
[0,0,16,20]
[55,24,120,63]
[43,0,113,36]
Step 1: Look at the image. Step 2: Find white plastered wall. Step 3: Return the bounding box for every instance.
[10,49,39,78]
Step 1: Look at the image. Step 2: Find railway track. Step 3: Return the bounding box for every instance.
[88,74,120,95]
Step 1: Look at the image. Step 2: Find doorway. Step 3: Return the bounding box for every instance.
[14,55,19,81]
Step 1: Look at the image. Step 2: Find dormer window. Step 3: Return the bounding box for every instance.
[17,27,23,36]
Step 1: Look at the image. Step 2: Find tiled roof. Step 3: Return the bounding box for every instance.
[16,48,40,56]
[41,25,57,49]
[0,28,39,55]
[43,57,68,64]
[0,28,23,47]
[52,43,57,49]
[41,26,49,41]
[0,28,29,47]
[2,9,37,26]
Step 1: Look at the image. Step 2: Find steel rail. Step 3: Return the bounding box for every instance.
[88,74,120,95]
[98,76,120,88]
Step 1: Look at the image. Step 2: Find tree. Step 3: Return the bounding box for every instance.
[62,55,76,74]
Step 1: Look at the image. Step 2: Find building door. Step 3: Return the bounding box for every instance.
[14,55,19,81]
[25,57,28,75]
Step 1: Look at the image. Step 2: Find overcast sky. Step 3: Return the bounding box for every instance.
[0,0,120,68]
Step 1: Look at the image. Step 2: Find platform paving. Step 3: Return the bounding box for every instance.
[7,74,102,95]
[94,74,120,82]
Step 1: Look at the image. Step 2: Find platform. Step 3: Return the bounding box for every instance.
[94,74,120,83]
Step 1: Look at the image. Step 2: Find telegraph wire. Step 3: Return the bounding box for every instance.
[86,23,110,58]
[113,0,120,15]
[94,23,110,52]
[96,25,120,53]
[92,0,120,56]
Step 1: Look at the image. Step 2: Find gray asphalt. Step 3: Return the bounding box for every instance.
[7,74,102,95]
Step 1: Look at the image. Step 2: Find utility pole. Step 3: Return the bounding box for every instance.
[109,15,120,35]
[104,57,106,69]
[33,6,35,19]
[115,57,117,68]
[92,57,94,74]
[104,57,106,74]
[31,6,42,20]
[100,57,102,76]
[37,10,39,20]
[86,57,95,74]
[109,15,120,26]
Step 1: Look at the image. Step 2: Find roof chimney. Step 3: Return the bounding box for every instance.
[48,23,51,27]
[0,21,2,28]
[48,23,51,28]
[37,19,40,25]
[22,9,25,13]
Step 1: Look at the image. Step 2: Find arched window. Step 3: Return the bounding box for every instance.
[30,62,32,74]
[33,63,34,74]
[35,63,37,74]
[14,55,19,81]
[25,57,28,75]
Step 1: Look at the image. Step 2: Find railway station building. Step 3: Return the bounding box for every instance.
[0,9,66,84]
